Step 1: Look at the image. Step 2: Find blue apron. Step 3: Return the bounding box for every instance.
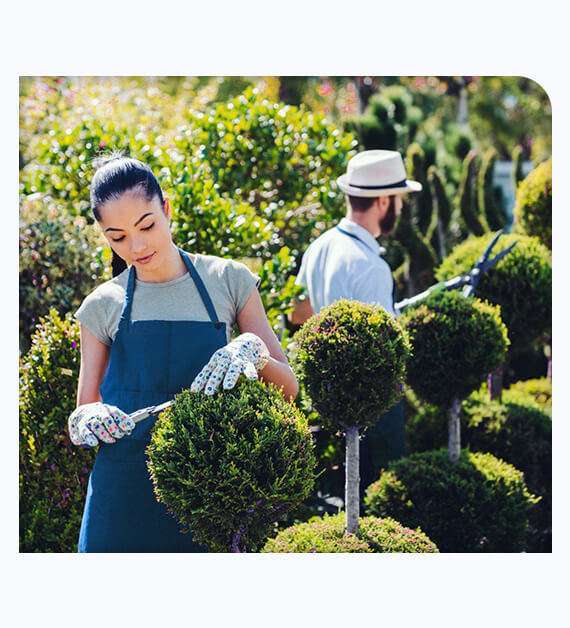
[78,248,227,552]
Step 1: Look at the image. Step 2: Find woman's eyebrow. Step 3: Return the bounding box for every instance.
[104,212,155,232]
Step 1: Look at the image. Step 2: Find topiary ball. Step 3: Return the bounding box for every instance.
[514,159,552,249]
[364,449,539,552]
[147,379,317,552]
[436,233,551,353]
[262,513,438,553]
[293,299,411,431]
[401,291,509,407]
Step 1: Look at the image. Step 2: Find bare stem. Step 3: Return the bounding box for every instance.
[448,398,461,464]
[345,425,360,534]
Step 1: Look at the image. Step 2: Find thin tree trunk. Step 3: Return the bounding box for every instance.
[487,364,504,401]
[546,343,552,380]
[448,398,461,463]
[345,426,360,534]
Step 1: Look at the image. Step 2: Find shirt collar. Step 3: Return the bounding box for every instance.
[338,217,385,256]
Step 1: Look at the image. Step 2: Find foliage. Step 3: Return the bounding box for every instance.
[186,87,357,253]
[147,380,316,552]
[19,310,94,552]
[401,291,509,407]
[507,377,551,414]
[19,195,110,352]
[458,150,488,236]
[514,159,552,249]
[293,299,411,431]
[262,513,438,553]
[161,157,273,258]
[436,233,552,352]
[478,148,507,230]
[364,449,539,552]
[406,143,434,235]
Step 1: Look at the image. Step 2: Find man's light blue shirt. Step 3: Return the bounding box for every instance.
[295,217,398,317]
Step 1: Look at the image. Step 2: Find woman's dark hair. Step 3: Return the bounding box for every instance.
[90,152,165,277]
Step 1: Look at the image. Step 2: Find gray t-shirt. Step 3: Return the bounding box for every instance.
[74,252,260,345]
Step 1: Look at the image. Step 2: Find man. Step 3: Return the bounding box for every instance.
[290,149,422,494]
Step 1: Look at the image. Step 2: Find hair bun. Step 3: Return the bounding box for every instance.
[92,150,126,171]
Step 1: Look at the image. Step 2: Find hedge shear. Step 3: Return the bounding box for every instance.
[128,400,174,425]
[396,229,517,310]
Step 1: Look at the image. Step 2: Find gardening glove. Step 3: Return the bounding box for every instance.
[190,332,270,395]
[68,401,135,448]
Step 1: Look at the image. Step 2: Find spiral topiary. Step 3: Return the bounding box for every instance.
[514,158,552,249]
[436,233,551,353]
[147,380,316,552]
[262,513,438,553]
[364,449,539,552]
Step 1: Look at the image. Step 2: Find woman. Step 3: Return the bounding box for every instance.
[68,154,298,552]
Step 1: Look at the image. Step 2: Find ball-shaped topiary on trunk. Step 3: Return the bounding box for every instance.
[147,380,316,553]
[401,290,509,408]
[436,233,551,354]
[262,513,438,553]
[292,299,411,534]
[293,299,411,432]
[364,449,539,552]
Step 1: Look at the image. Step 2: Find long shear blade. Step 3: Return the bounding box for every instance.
[128,400,174,424]
[477,230,504,268]
[482,241,517,272]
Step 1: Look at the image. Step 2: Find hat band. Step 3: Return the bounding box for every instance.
[348,178,407,190]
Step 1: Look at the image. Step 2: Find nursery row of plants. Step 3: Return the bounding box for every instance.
[19,77,552,552]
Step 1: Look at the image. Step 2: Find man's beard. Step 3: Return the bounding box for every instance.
[379,197,398,234]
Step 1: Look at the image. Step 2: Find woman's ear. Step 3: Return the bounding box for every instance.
[163,197,172,220]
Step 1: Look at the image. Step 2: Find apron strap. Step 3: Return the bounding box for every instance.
[178,249,221,324]
[118,248,221,329]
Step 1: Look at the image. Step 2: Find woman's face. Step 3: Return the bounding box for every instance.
[97,191,173,271]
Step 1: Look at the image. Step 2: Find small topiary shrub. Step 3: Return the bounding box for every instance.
[293,299,411,432]
[507,378,551,414]
[19,309,94,552]
[514,159,552,249]
[436,233,551,353]
[147,380,316,552]
[364,449,539,552]
[293,298,411,533]
[262,513,438,553]
[401,291,509,408]
[19,194,110,352]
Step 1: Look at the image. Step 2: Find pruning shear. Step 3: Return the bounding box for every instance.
[128,400,175,425]
[396,230,517,310]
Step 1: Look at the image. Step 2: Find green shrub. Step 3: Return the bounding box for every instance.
[293,299,411,431]
[436,233,552,352]
[19,309,94,552]
[406,143,433,235]
[262,513,438,553]
[187,87,356,252]
[19,195,110,352]
[458,150,488,236]
[401,291,509,407]
[147,380,316,552]
[478,148,507,230]
[364,449,539,552]
[514,159,552,249]
[507,377,551,414]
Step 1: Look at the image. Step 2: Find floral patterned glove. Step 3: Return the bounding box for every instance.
[190,332,270,395]
[68,401,135,448]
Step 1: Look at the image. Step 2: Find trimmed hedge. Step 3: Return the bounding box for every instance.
[514,159,552,249]
[364,449,539,552]
[19,310,93,552]
[436,233,551,353]
[401,291,509,407]
[292,299,411,431]
[507,378,551,414]
[262,513,438,553]
[147,380,316,552]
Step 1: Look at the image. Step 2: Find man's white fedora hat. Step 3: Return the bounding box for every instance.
[337,149,423,198]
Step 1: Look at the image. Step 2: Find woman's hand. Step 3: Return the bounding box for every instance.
[190,332,270,395]
[68,401,135,448]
